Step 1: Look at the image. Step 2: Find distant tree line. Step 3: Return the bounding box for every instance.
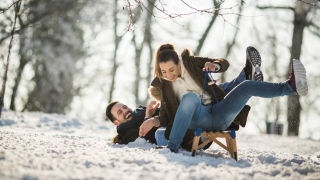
[1,0,319,137]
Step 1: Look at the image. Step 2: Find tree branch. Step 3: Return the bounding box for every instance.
[308,27,320,37]
[257,6,294,11]
[0,10,52,44]
[307,20,320,37]
[0,0,21,14]
[224,0,244,58]
[124,0,241,21]
[308,20,320,30]
[194,0,221,55]
[298,0,320,8]
[125,0,134,31]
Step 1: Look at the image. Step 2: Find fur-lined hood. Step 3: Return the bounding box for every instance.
[181,48,191,60]
[149,86,161,101]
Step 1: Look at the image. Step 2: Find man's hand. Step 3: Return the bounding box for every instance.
[139,118,158,137]
[145,100,160,118]
[202,62,219,72]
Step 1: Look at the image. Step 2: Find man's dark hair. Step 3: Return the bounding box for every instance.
[106,101,119,122]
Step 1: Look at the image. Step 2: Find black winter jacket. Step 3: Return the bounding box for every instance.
[116,107,159,144]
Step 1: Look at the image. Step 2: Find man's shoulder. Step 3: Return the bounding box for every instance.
[116,125,139,144]
[132,107,146,121]
[116,120,136,134]
[136,106,146,111]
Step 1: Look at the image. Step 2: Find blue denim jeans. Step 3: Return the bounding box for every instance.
[155,70,247,146]
[218,70,246,94]
[155,127,168,146]
[168,78,294,152]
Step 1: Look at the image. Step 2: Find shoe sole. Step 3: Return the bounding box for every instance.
[246,46,263,81]
[293,59,308,96]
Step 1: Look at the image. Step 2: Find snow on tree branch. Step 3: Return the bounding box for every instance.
[298,0,320,8]
[0,0,22,14]
[123,0,245,31]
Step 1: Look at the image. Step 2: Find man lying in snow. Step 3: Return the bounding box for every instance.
[105,100,161,144]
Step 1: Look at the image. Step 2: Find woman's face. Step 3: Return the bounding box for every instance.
[159,60,181,82]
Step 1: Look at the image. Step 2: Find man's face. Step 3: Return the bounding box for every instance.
[110,103,133,126]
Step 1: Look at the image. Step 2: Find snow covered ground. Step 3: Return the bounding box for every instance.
[1,109,320,180]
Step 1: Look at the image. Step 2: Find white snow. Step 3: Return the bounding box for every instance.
[0,109,319,180]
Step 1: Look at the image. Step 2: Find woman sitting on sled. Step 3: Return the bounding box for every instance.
[139,43,308,153]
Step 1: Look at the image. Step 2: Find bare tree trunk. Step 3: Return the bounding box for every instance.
[9,14,29,111]
[132,0,155,106]
[132,33,143,105]
[9,36,28,110]
[194,0,220,56]
[0,0,21,117]
[142,0,155,105]
[143,33,154,105]
[270,33,281,125]
[287,1,310,136]
[220,1,244,82]
[108,0,123,102]
[269,33,282,125]
[108,40,120,102]
[23,0,85,114]
[264,31,281,129]
[130,7,143,106]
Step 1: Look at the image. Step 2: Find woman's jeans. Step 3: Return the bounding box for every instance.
[168,77,294,152]
[155,70,247,146]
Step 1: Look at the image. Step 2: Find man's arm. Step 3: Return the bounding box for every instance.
[145,100,160,118]
[117,128,140,144]
[139,117,160,137]
[151,117,160,127]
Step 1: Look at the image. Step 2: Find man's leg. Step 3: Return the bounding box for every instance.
[155,127,168,146]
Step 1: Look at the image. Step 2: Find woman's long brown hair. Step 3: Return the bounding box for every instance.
[154,43,179,79]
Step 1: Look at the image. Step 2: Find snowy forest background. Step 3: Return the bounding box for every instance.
[1,0,320,139]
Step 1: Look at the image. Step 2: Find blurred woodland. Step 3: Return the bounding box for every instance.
[0,0,320,138]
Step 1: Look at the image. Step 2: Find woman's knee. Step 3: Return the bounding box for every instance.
[179,92,201,111]
[181,92,200,104]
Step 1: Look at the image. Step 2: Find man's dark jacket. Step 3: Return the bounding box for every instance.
[113,106,159,144]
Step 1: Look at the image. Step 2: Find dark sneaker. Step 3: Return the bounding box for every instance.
[244,46,264,81]
[288,59,308,96]
[154,146,166,149]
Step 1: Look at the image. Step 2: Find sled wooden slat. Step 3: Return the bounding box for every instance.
[191,131,238,160]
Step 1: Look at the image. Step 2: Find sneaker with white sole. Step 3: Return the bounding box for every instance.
[244,46,264,81]
[288,59,308,96]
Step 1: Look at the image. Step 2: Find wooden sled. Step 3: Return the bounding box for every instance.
[191,129,238,160]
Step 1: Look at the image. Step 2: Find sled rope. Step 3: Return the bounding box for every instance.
[192,70,207,133]
[192,70,236,138]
